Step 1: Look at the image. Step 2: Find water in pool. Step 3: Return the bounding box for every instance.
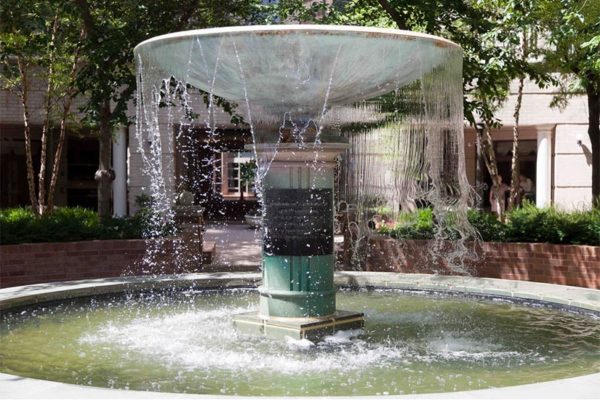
[1,289,599,395]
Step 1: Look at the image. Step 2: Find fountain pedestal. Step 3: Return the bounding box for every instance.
[233,143,364,340]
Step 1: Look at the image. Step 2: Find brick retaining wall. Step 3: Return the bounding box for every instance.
[1,238,598,289]
[0,239,214,289]
[366,237,600,289]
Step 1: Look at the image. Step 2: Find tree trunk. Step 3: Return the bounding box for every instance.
[38,66,54,215]
[48,49,79,212]
[16,57,39,213]
[375,0,408,30]
[508,74,525,210]
[480,124,503,220]
[508,32,528,211]
[587,82,600,209]
[475,131,486,208]
[96,100,114,221]
[37,15,60,216]
[75,0,114,220]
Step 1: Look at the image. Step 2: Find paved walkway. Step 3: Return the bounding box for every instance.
[203,222,262,270]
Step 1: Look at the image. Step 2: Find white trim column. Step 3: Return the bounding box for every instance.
[536,127,553,208]
[112,126,128,216]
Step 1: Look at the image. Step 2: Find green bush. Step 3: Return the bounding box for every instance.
[568,209,600,245]
[377,205,599,246]
[386,208,435,240]
[133,194,177,238]
[97,214,146,240]
[0,207,146,245]
[0,208,38,244]
[467,209,507,242]
[506,203,600,245]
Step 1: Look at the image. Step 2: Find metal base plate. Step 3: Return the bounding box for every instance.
[232,310,364,341]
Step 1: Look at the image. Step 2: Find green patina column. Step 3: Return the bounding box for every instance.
[233,143,364,340]
[259,144,340,318]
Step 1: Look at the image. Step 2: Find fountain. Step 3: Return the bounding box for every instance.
[133,25,469,339]
[1,25,599,398]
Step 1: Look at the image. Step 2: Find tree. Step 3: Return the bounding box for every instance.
[480,0,544,212]
[0,0,83,215]
[350,0,598,211]
[310,0,551,218]
[538,0,600,208]
[72,0,262,220]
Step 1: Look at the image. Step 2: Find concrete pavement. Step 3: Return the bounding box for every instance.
[203,221,262,270]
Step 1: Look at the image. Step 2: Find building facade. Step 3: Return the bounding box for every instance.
[464,77,593,211]
[1,71,594,215]
[0,77,99,210]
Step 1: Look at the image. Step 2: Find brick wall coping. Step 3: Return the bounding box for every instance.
[0,271,599,399]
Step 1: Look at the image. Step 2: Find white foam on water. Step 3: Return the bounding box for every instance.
[80,308,413,374]
[321,329,364,344]
[285,336,315,350]
[78,301,556,377]
[425,334,526,361]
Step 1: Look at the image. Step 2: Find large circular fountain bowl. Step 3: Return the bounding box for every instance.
[1,272,600,398]
[134,25,461,114]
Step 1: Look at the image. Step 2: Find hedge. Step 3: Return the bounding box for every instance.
[0,207,146,245]
[378,203,600,246]
[2,204,599,247]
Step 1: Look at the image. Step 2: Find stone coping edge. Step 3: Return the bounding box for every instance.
[0,272,262,312]
[0,271,599,399]
[134,25,461,53]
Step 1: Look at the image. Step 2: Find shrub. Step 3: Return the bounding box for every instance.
[467,209,507,242]
[387,208,435,240]
[506,203,599,245]
[0,207,146,245]
[133,194,177,238]
[567,209,600,245]
[97,215,146,240]
[376,205,599,246]
[0,208,38,244]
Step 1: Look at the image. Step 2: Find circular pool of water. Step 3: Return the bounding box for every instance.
[1,287,599,396]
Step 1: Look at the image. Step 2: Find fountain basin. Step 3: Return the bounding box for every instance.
[134,25,460,115]
[1,272,599,398]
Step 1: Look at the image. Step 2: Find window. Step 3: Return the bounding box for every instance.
[221,151,255,198]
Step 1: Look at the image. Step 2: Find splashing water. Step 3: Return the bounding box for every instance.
[133,25,478,274]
